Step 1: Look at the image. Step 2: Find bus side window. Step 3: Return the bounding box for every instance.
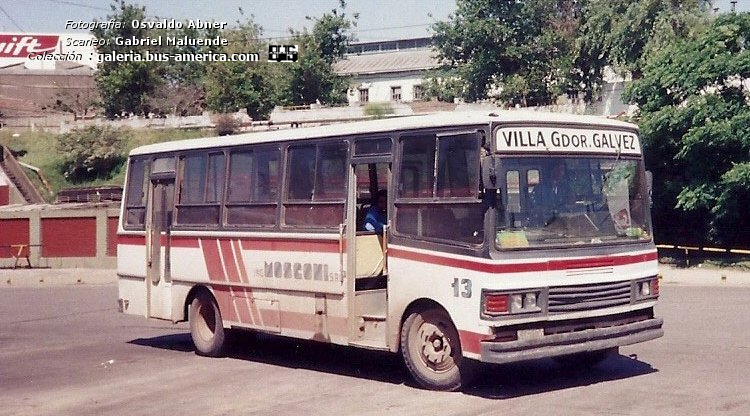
[284,141,348,228]
[175,152,224,226]
[226,148,279,227]
[395,132,484,244]
[124,157,150,228]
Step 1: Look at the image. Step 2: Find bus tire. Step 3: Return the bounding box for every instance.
[189,291,226,357]
[400,307,468,391]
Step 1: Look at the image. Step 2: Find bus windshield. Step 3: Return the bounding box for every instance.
[496,157,651,249]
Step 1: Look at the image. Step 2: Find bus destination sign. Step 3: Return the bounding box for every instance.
[496,127,641,155]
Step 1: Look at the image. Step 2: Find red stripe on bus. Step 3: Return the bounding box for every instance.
[458,330,492,355]
[232,240,249,284]
[201,239,226,282]
[171,236,200,248]
[240,238,339,253]
[241,288,259,325]
[211,285,237,323]
[389,248,657,273]
[118,235,145,245]
[120,235,339,253]
[233,296,252,325]
[219,239,242,283]
[233,240,263,325]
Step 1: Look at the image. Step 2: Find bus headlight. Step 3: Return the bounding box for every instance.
[483,289,543,317]
[634,277,659,301]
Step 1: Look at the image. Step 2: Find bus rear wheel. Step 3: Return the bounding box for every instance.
[189,291,226,357]
[400,307,469,391]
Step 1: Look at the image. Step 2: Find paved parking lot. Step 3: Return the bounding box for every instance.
[1,265,749,415]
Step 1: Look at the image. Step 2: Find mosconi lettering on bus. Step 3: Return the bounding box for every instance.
[260,261,337,281]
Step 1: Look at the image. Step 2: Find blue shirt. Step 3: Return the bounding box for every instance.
[364,205,386,233]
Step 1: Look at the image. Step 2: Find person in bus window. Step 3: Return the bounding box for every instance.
[533,161,574,211]
[364,189,387,233]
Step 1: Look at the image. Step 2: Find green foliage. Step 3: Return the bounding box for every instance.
[93,1,163,118]
[574,0,709,100]
[1,128,209,197]
[431,0,578,105]
[431,0,709,105]
[56,125,128,183]
[363,103,394,118]
[421,70,464,103]
[203,14,278,120]
[213,113,240,136]
[624,12,750,246]
[282,1,357,106]
[89,2,353,119]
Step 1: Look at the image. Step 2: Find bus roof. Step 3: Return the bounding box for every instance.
[129,110,638,156]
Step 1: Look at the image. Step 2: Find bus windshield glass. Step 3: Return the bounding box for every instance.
[496,157,651,249]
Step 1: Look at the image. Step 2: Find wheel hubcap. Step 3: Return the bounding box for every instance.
[418,322,454,372]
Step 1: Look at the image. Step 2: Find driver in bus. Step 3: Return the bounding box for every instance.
[530,161,576,228]
[364,189,388,234]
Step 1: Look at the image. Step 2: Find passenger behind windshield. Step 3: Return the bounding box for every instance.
[531,161,574,216]
[496,157,652,249]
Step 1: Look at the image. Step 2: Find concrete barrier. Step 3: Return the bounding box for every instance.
[0,202,119,269]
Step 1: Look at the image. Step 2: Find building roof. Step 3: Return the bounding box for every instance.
[333,48,439,75]
[130,110,639,156]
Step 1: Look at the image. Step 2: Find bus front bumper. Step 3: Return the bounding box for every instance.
[479,317,663,364]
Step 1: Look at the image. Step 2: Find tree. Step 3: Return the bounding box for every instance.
[57,125,128,182]
[203,13,277,119]
[430,0,710,105]
[623,12,750,246]
[573,0,710,101]
[146,25,222,116]
[53,87,100,120]
[431,0,579,105]
[282,1,357,106]
[92,1,163,118]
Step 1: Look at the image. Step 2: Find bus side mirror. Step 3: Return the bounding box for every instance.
[646,171,653,207]
[482,155,500,190]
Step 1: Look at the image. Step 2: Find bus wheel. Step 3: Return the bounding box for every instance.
[189,291,226,357]
[400,308,467,391]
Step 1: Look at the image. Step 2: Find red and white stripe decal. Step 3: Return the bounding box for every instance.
[389,247,657,274]
[198,238,265,327]
[458,330,492,355]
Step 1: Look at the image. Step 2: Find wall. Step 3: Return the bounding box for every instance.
[347,71,426,105]
[0,203,119,268]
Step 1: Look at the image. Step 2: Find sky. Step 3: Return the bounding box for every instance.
[2,0,457,42]
[1,1,748,42]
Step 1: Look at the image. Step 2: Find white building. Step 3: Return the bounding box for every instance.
[334,38,438,105]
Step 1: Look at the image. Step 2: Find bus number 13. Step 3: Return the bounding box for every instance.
[451,278,472,298]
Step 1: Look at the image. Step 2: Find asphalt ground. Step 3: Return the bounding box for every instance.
[2,264,748,288]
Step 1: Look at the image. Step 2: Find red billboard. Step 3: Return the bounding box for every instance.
[0,34,59,58]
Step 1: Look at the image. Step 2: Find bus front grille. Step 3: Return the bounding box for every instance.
[548,281,632,313]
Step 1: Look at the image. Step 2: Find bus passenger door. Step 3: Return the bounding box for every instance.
[348,161,390,349]
[146,178,174,320]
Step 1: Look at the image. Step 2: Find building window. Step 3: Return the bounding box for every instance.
[359,88,369,103]
[391,86,402,102]
[413,84,424,101]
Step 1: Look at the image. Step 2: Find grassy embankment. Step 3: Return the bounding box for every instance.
[0,127,212,201]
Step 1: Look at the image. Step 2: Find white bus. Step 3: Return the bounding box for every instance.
[117,111,663,391]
